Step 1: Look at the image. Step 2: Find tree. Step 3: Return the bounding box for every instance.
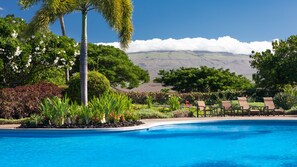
[19,0,69,82]
[250,35,297,89]
[71,44,149,88]
[0,15,78,87]
[24,0,133,105]
[155,66,252,93]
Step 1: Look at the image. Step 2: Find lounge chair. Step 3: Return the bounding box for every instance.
[197,101,214,117]
[237,97,261,116]
[263,97,285,116]
[221,101,234,116]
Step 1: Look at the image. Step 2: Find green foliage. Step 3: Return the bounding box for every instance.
[172,110,194,118]
[40,96,70,126]
[124,91,247,105]
[251,35,297,89]
[0,118,29,124]
[67,71,110,103]
[161,88,170,93]
[273,85,297,110]
[155,66,253,92]
[0,15,78,88]
[273,93,297,110]
[71,44,149,88]
[99,92,132,123]
[137,109,172,119]
[146,96,153,109]
[36,92,134,126]
[167,95,180,111]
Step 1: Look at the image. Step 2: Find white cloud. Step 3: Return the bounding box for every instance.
[97,36,273,55]
[0,7,3,11]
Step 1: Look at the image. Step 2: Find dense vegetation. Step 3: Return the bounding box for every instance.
[71,44,149,88]
[250,35,297,89]
[66,71,110,103]
[0,82,62,119]
[0,15,78,88]
[155,66,253,92]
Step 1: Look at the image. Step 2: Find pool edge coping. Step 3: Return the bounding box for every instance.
[1,116,297,132]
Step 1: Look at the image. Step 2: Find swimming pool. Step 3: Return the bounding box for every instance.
[0,120,297,167]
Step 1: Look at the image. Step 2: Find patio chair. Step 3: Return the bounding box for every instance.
[237,97,261,116]
[263,97,285,116]
[196,101,214,117]
[221,101,234,116]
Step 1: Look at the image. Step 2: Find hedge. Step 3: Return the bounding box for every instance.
[123,89,278,105]
[0,82,62,119]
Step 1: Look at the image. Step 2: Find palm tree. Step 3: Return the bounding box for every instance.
[20,0,133,105]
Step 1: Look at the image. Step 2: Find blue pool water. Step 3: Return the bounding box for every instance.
[1,120,297,167]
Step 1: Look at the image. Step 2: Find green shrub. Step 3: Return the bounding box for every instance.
[0,118,29,124]
[39,96,70,126]
[137,109,172,119]
[90,92,132,123]
[66,71,110,103]
[124,110,139,121]
[167,95,180,111]
[146,96,153,109]
[172,110,194,118]
[274,93,297,110]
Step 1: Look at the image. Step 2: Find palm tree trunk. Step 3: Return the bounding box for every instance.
[80,10,88,105]
[59,15,70,83]
[59,15,66,36]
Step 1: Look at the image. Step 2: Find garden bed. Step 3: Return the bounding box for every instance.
[19,120,143,128]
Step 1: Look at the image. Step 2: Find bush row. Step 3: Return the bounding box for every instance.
[0,82,62,119]
[123,89,278,105]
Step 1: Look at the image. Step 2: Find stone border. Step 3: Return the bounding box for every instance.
[1,116,297,132]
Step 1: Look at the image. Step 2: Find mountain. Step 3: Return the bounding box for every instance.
[128,50,255,80]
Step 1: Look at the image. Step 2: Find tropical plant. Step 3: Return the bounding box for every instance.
[23,0,134,105]
[167,95,180,111]
[39,96,70,126]
[146,96,153,109]
[274,85,297,110]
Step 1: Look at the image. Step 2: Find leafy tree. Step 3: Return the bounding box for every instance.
[24,0,134,105]
[19,0,70,82]
[71,44,149,88]
[250,35,297,89]
[155,66,253,92]
[0,15,78,87]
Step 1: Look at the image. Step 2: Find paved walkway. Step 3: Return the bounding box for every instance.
[1,116,297,131]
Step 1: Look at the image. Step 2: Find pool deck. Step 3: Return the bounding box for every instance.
[1,116,297,131]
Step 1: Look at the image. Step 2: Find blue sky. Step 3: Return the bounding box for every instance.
[0,0,297,45]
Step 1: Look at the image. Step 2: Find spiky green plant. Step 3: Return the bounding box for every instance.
[167,95,180,111]
[39,96,70,126]
[146,96,153,109]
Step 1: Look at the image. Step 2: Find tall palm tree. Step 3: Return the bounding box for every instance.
[20,0,133,105]
[20,0,70,82]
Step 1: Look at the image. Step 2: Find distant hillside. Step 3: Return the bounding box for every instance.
[128,50,255,80]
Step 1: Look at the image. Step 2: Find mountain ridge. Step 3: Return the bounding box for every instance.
[127,50,255,80]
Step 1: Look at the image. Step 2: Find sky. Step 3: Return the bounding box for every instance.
[1,0,297,54]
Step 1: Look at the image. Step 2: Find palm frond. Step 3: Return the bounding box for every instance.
[92,0,133,49]
[18,0,41,9]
